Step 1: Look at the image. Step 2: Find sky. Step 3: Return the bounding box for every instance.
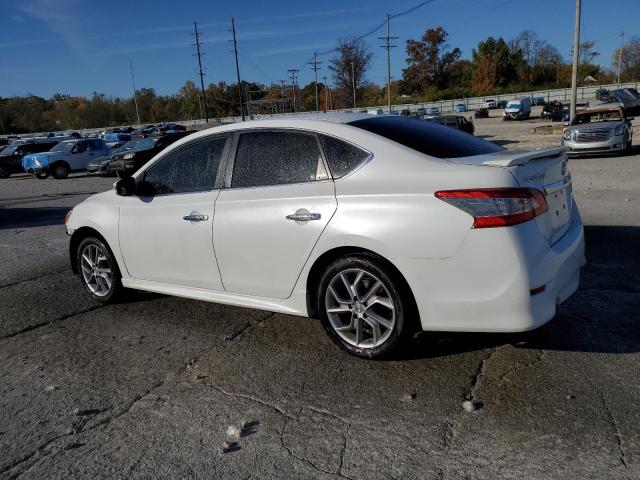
[0,0,637,99]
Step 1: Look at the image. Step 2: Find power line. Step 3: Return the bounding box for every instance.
[192,22,208,122]
[309,52,323,112]
[230,18,245,121]
[379,14,398,113]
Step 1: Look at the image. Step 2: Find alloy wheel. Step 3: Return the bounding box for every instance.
[80,243,113,297]
[324,268,395,349]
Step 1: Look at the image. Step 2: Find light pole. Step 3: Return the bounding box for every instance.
[569,0,581,122]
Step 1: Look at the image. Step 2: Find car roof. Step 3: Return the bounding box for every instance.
[581,103,624,113]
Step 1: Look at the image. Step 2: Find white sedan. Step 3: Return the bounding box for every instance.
[65,113,585,358]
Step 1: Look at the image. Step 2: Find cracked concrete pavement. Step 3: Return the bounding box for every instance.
[1,140,639,480]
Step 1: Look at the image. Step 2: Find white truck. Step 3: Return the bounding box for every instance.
[503,97,532,121]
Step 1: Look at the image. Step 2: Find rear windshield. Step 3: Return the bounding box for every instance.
[347,116,503,159]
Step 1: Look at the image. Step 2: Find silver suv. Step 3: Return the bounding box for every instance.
[561,103,633,156]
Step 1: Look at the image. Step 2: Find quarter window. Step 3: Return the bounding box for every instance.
[319,134,370,178]
[143,136,227,195]
[232,131,325,188]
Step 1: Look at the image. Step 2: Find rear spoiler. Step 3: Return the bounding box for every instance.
[458,147,567,167]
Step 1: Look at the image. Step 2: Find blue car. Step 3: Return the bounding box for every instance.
[426,107,440,115]
[454,104,466,112]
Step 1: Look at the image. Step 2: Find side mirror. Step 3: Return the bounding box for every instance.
[115,176,136,196]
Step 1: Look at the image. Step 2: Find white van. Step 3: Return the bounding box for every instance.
[503,97,532,120]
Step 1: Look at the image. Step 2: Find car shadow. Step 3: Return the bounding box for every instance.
[393,225,640,360]
[477,135,521,147]
[0,207,70,230]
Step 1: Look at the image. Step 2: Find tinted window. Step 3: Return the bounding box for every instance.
[348,116,503,158]
[319,134,369,178]
[88,140,103,150]
[232,131,324,188]
[143,136,227,195]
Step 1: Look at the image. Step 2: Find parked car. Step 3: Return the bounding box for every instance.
[483,99,497,109]
[608,89,640,115]
[103,133,132,148]
[575,102,590,112]
[454,104,466,112]
[65,113,584,359]
[532,96,546,106]
[415,107,427,118]
[426,107,439,115]
[107,131,194,177]
[22,138,109,179]
[541,101,567,121]
[400,109,411,117]
[503,97,532,120]
[425,115,474,135]
[474,108,489,119]
[561,103,633,156]
[86,140,140,176]
[0,140,59,178]
[497,100,508,109]
[596,88,611,102]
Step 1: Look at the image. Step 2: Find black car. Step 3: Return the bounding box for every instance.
[497,100,508,109]
[474,107,489,119]
[541,101,567,121]
[107,131,194,177]
[86,140,140,176]
[0,140,59,178]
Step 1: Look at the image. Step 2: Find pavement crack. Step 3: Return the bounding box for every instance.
[0,304,102,341]
[467,347,499,402]
[224,312,276,342]
[599,391,628,469]
[497,351,546,385]
[207,385,297,420]
[0,269,67,290]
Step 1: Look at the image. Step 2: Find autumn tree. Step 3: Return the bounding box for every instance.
[471,36,524,94]
[329,38,373,108]
[402,27,462,95]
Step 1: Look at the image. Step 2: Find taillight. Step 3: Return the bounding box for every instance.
[435,188,547,228]
[64,209,73,225]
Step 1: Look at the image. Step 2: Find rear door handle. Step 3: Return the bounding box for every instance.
[183,212,209,222]
[286,210,321,222]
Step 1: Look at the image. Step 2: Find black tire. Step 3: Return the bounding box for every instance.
[0,167,9,178]
[35,171,49,179]
[317,254,416,359]
[76,236,123,303]
[51,163,70,179]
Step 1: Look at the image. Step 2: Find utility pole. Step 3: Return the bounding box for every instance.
[192,22,208,122]
[350,61,356,109]
[322,76,329,111]
[569,0,581,122]
[617,30,624,84]
[379,14,398,113]
[230,18,244,121]
[279,80,286,113]
[288,69,299,112]
[309,52,322,112]
[129,60,141,125]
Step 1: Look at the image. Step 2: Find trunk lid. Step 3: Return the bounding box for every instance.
[447,147,573,245]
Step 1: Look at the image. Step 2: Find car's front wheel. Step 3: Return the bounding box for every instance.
[0,167,9,178]
[76,236,122,303]
[317,255,414,359]
[51,163,70,179]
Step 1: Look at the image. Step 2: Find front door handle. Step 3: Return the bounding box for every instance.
[183,212,209,222]
[286,209,321,222]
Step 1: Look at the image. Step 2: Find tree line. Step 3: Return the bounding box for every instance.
[1,29,638,134]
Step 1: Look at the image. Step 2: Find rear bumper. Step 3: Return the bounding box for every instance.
[398,205,585,332]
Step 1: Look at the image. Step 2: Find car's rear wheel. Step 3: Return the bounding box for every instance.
[51,163,70,179]
[76,236,122,303]
[317,255,413,359]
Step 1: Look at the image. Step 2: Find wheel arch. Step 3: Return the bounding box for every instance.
[50,159,71,170]
[69,226,119,275]
[305,246,420,325]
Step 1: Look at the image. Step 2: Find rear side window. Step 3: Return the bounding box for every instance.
[143,136,227,194]
[232,131,325,188]
[319,134,369,178]
[348,116,503,158]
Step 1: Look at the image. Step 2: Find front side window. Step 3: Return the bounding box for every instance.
[319,134,369,178]
[143,136,227,195]
[232,131,325,188]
